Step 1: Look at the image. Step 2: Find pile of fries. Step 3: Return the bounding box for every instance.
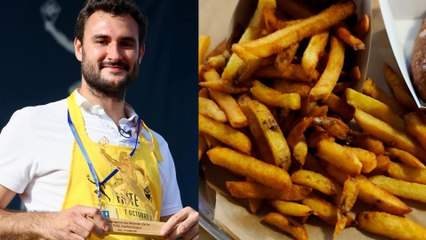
[199,0,426,239]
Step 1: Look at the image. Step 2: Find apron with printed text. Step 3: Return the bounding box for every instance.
[62,92,163,240]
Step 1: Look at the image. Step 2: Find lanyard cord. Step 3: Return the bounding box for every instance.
[67,110,141,205]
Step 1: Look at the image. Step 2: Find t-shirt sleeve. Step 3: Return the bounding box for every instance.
[152,131,183,217]
[0,109,37,194]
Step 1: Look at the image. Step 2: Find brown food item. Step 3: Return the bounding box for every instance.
[411,16,426,101]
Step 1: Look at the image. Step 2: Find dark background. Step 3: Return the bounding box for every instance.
[0,0,198,211]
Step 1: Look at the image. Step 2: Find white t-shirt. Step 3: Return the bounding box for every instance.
[0,91,182,217]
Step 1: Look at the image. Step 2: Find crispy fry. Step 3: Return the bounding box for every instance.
[199,35,211,66]
[315,138,362,176]
[226,181,311,201]
[302,32,329,80]
[263,212,308,240]
[232,2,355,60]
[334,209,348,237]
[349,131,385,155]
[355,175,411,215]
[308,36,345,102]
[324,93,354,122]
[238,95,292,170]
[353,108,426,162]
[272,79,311,98]
[199,80,249,95]
[198,87,209,98]
[404,111,426,152]
[313,116,351,141]
[353,14,370,39]
[254,64,317,82]
[291,169,336,196]
[362,77,406,116]
[203,69,248,128]
[287,117,313,167]
[198,97,228,123]
[302,195,339,226]
[275,43,299,72]
[357,211,426,240]
[199,114,251,154]
[388,162,426,185]
[339,177,359,214]
[250,80,301,110]
[345,88,405,131]
[202,133,222,149]
[387,147,426,169]
[375,154,392,173]
[370,175,426,203]
[207,147,292,189]
[270,200,313,217]
[383,64,417,110]
[333,22,365,50]
[278,0,314,19]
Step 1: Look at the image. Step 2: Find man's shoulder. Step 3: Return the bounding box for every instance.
[15,98,67,119]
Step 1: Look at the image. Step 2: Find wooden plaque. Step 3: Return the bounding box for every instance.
[106,218,165,239]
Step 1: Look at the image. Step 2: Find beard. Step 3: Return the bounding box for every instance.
[81,49,139,100]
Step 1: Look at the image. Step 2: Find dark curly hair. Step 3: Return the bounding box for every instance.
[74,0,147,45]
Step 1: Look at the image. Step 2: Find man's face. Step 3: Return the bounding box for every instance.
[75,11,144,99]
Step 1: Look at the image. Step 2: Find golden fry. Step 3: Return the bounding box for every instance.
[263,212,308,240]
[388,162,426,185]
[203,69,248,128]
[354,108,426,162]
[207,147,292,190]
[199,114,250,154]
[370,175,426,203]
[346,88,405,131]
[238,95,291,170]
[357,211,426,240]
[339,177,359,214]
[199,35,211,66]
[302,195,339,226]
[383,64,417,110]
[275,43,299,72]
[199,80,249,95]
[254,64,316,82]
[387,147,426,169]
[353,14,370,39]
[198,132,207,161]
[270,200,313,217]
[350,131,385,155]
[226,181,311,201]
[287,117,313,167]
[302,32,329,79]
[324,93,354,122]
[355,176,411,215]
[404,111,426,152]
[333,22,365,50]
[308,37,345,102]
[291,169,336,196]
[272,79,311,98]
[232,2,355,60]
[198,97,228,123]
[315,138,362,176]
[362,78,406,116]
[250,80,301,110]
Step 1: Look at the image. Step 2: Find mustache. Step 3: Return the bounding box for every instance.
[100,61,130,71]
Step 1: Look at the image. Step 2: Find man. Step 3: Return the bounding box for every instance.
[0,0,198,239]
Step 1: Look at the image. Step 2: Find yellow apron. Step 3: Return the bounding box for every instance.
[62,92,163,240]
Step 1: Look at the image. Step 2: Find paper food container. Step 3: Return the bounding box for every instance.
[199,0,426,239]
[379,0,426,108]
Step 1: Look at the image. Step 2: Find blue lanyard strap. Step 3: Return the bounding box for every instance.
[67,110,141,203]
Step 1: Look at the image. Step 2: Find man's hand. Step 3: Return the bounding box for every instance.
[160,207,199,240]
[41,205,111,240]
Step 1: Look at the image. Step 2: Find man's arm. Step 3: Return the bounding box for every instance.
[160,206,199,240]
[0,185,110,240]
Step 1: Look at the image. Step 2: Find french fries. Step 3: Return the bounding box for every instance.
[263,212,308,240]
[357,211,426,239]
[232,2,355,60]
[199,0,426,239]
[207,146,292,190]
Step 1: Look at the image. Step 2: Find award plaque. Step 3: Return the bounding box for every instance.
[106,218,165,239]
